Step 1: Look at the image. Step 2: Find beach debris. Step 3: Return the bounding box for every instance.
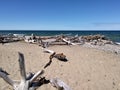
[21,33,117,47]
[44,57,52,69]
[0,33,117,47]
[0,70,14,87]
[41,42,50,48]
[0,34,22,44]
[115,42,120,45]
[26,72,35,80]
[24,36,36,43]
[39,38,57,48]
[31,77,50,87]
[43,48,55,54]
[44,52,56,68]
[50,78,72,90]
[0,52,72,90]
[44,51,67,69]
[0,52,44,90]
[24,33,38,43]
[0,68,9,75]
[13,34,25,38]
[62,38,77,45]
[54,53,67,61]
[43,48,67,61]
[81,34,106,42]
[80,34,115,45]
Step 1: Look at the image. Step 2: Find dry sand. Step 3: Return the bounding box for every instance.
[0,42,120,90]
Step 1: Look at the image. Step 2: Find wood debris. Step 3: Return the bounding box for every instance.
[50,78,72,90]
[0,52,71,90]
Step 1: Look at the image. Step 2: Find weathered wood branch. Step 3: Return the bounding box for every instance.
[43,48,55,54]
[44,52,56,68]
[0,72,14,86]
[18,52,26,83]
[14,53,44,90]
[0,68,9,75]
[30,70,44,84]
[26,72,34,80]
[0,52,72,90]
[50,78,72,90]
[62,39,76,45]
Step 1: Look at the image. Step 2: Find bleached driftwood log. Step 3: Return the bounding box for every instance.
[29,70,44,84]
[0,52,72,90]
[18,52,26,83]
[50,78,72,90]
[0,52,44,90]
[62,39,77,45]
[43,48,55,54]
[0,71,14,87]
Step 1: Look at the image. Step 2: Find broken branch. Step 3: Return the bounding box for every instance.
[0,72,14,86]
[18,52,26,83]
[30,70,44,85]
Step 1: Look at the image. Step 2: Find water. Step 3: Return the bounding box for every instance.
[0,30,120,42]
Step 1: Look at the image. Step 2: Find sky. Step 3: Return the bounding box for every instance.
[0,0,120,30]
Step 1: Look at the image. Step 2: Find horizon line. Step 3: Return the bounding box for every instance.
[0,30,120,31]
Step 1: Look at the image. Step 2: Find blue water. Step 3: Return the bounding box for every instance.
[0,30,120,42]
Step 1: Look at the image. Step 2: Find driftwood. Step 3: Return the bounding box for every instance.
[43,48,55,54]
[44,59,52,69]
[24,34,82,46]
[0,52,44,90]
[43,48,67,61]
[0,68,9,75]
[44,49,68,69]
[54,53,67,61]
[0,50,72,90]
[62,39,76,45]
[44,52,55,68]
[79,34,115,45]
[81,34,107,42]
[0,71,14,87]
[0,35,21,44]
[50,78,72,90]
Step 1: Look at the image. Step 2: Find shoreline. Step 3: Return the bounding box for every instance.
[1,33,120,54]
[0,31,120,42]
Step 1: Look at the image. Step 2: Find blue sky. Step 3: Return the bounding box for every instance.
[0,0,120,30]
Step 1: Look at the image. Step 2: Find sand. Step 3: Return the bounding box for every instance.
[0,42,120,90]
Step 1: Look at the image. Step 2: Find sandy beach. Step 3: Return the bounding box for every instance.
[0,42,120,90]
